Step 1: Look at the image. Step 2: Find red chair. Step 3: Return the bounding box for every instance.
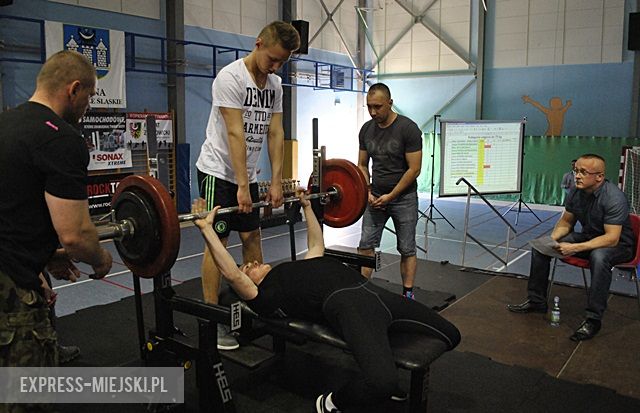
[548,213,640,315]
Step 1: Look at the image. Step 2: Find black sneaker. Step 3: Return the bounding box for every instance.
[58,345,81,364]
[315,393,341,413]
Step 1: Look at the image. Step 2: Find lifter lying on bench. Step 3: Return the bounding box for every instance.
[193,190,461,413]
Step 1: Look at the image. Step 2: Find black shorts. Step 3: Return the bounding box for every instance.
[197,170,260,238]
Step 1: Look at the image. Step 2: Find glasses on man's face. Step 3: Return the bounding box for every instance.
[572,168,602,177]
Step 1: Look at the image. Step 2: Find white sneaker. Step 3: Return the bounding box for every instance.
[390,389,408,402]
[315,393,341,413]
[217,324,239,350]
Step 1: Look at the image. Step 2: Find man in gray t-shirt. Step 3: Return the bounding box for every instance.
[561,159,576,194]
[508,154,635,341]
[357,83,423,299]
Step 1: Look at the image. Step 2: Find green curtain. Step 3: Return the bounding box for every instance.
[417,135,640,206]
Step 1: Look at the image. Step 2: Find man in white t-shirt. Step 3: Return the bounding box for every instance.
[196,21,300,350]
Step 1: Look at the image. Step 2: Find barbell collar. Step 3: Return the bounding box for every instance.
[98,218,133,241]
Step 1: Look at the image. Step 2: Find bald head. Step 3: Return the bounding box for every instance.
[31,50,97,124]
[36,50,96,94]
[574,153,605,193]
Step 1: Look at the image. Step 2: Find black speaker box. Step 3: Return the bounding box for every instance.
[291,20,309,54]
[629,12,640,51]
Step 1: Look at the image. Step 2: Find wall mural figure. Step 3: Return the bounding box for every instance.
[522,95,572,137]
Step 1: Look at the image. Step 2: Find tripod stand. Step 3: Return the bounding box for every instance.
[500,119,541,226]
[420,115,455,229]
[501,195,541,226]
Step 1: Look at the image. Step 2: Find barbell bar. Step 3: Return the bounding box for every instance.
[98,189,338,241]
[101,158,368,278]
[178,188,339,222]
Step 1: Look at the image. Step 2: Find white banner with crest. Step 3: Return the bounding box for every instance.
[45,21,126,108]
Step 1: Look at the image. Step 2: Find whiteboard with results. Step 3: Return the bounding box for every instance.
[439,120,524,197]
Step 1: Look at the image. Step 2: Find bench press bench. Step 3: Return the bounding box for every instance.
[238,305,448,413]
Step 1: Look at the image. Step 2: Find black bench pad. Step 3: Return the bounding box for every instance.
[260,316,448,371]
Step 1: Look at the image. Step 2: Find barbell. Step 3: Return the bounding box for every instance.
[99,158,369,278]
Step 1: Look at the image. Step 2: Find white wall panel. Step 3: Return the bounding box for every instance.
[492,50,527,67]
[563,45,602,64]
[494,0,623,68]
[78,0,120,13]
[565,9,604,29]
[529,30,559,48]
[495,0,529,18]
[602,25,622,46]
[442,21,470,40]
[185,3,214,29]
[495,32,528,51]
[242,0,267,20]
[604,0,624,8]
[266,0,279,22]
[51,0,160,19]
[601,44,621,62]
[530,0,563,14]
[214,0,240,15]
[412,40,439,58]
[384,57,411,72]
[603,5,623,26]
[440,5,468,24]
[566,0,603,10]
[564,27,602,46]
[213,11,242,33]
[439,52,466,70]
[527,47,557,66]
[386,41,411,59]
[494,16,529,35]
[242,16,266,36]
[411,56,439,72]
[122,0,160,19]
[529,13,564,32]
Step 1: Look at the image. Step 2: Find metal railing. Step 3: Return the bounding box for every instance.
[455,177,518,269]
[0,15,372,93]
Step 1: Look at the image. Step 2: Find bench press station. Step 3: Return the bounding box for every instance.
[93,128,452,412]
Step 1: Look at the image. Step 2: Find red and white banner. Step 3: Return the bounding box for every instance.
[124,113,174,149]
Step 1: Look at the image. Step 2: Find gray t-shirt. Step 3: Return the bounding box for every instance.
[358,114,422,195]
[565,180,634,248]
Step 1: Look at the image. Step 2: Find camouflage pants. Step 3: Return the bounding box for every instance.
[0,270,58,413]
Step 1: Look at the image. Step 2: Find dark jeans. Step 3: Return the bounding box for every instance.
[527,233,634,320]
[322,282,460,409]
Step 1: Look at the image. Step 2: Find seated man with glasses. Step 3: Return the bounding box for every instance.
[508,154,635,341]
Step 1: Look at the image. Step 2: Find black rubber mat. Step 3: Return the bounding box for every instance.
[54,262,640,412]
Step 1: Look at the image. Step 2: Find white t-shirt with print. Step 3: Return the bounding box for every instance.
[196,58,283,183]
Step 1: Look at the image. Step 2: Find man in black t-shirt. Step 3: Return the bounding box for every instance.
[0,51,113,370]
[194,191,460,413]
[356,83,423,300]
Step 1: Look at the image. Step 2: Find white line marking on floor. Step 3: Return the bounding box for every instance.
[493,250,530,272]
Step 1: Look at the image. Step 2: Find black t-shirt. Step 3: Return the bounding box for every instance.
[358,114,422,195]
[0,102,89,290]
[245,256,367,323]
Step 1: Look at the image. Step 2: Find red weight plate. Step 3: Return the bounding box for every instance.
[322,159,368,228]
[111,175,180,278]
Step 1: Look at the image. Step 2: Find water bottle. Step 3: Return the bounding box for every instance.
[550,296,561,327]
